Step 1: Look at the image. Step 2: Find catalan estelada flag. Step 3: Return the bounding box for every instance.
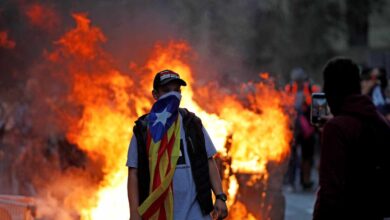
[138,92,182,220]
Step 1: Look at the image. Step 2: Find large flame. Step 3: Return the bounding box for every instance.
[220,75,293,174]
[45,13,144,220]
[37,13,293,219]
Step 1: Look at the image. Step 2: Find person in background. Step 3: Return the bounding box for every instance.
[313,57,390,220]
[126,70,228,220]
[361,67,390,120]
[284,68,320,191]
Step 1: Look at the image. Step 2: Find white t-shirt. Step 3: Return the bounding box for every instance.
[126,114,216,220]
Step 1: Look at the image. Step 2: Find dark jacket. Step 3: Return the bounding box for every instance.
[133,108,214,215]
[313,95,390,220]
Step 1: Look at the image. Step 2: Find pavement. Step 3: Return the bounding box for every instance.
[284,187,316,220]
[283,144,321,220]
[283,163,319,220]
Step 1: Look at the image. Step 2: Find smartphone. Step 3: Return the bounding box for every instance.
[310,93,329,125]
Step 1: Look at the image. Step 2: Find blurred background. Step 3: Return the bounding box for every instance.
[0,1,389,220]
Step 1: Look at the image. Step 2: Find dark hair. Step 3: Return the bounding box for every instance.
[323,57,361,97]
[377,68,388,89]
[360,66,372,80]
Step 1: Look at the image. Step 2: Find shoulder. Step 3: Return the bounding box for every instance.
[134,113,149,125]
[328,115,361,126]
[136,113,149,121]
[179,108,192,118]
[179,108,202,124]
[133,113,149,135]
[324,115,363,139]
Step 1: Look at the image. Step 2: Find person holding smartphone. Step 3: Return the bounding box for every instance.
[313,58,390,220]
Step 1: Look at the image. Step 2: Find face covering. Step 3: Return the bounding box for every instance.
[148,91,182,142]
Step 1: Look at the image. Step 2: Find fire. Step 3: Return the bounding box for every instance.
[44,13,145,220]
[35,12,293,219]
[229,201,257,220]
[141,42,292,174]
[49,13,106,62]
[70,71,135,220]
[141,41,231,154]
[219,76,293,174]
[25,3,60,32]
[140,44,293,218]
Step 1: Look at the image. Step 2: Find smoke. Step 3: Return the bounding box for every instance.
[166,1,261,82]
[70,1,267,83]
[0,1,293,94]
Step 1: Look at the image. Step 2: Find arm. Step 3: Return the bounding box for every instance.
[201,126,228,219]
[126,135,142,220]
[208,158,223,195]
[128,167,141,220]
[208,158,228,219]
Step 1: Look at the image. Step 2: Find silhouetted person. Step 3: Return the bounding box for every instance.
[284,68,320,190]
[313,58,390,220]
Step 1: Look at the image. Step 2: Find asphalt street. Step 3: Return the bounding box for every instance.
[284,188,316,220]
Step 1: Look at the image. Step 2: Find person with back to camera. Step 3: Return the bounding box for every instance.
[126,69,228,220]
[313,57,390,220]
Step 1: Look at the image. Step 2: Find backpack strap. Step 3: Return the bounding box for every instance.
[133,113,150,204]
[179,108,206,155]
[179,108,213,214]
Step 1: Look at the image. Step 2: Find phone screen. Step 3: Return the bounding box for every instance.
[311,93,328,125]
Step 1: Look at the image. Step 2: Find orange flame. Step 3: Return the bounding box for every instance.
[43,13,142,220]
[38,13,293,219]
[142,41,231,153]
[220,77,293,174]
[25,3,60,32]
[49,13,106,62]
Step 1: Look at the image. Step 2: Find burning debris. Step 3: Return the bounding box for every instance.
[0,10,294,220]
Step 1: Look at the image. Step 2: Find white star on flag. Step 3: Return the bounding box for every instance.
[153,107,172,127]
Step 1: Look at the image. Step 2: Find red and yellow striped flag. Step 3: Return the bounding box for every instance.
[138,92,182,220]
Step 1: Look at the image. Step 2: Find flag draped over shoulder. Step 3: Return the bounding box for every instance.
[138,92,181,220]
